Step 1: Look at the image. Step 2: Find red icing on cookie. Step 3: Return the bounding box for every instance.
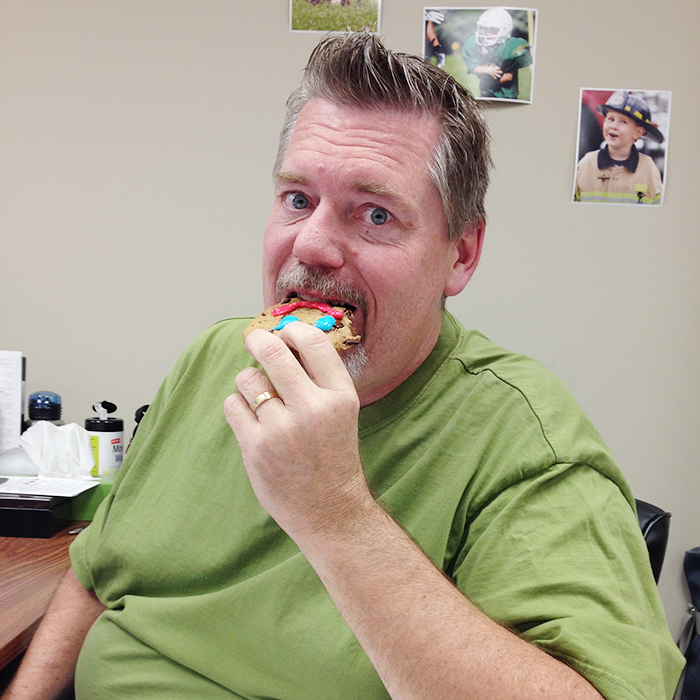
[271,300,345,320]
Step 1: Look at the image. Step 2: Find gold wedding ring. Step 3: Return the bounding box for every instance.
[249,390,279,414]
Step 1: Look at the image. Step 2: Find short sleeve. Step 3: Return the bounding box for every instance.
[453,463,684,700]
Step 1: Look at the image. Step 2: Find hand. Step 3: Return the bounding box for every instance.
[424,10,444,24]
[499,72,513,83]
[477,63,503,79]
[436,51,446,68]
[224,324,371,540]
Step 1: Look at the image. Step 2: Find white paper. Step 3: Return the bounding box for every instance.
[0,475,99,497]
[0,351,23,454]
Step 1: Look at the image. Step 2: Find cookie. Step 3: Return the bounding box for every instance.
[243,298,361,353]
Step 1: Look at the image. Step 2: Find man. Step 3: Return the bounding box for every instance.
[4,32,682,700]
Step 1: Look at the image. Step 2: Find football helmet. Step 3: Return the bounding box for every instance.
[475,8,513,48]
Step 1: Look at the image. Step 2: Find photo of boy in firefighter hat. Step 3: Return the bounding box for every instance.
[574,89,671,206]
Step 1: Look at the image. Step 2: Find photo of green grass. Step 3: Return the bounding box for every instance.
[290,0,380,33]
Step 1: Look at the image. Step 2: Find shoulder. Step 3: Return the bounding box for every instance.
[453,329,580,428]
[183,317,251,351]
[637,152,662,175]
[445,323,624,489]
[503,36,531,55]
[576,150,603,177]
[578,150,600,166]
[161,317,255,389]
[462,35,478,55]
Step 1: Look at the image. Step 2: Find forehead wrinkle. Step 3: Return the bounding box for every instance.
[293,110,437,168]
[278,108,438,207]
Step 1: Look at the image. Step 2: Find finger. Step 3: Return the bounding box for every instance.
[234,366,275,404]
[233,365,283,418]
[243,328,318,403]
[277,321,355,393]
[224,391,257,433]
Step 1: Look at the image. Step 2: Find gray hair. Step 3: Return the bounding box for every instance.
[273,32,492,240]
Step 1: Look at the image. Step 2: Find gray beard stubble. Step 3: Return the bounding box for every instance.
[275,267,368,379]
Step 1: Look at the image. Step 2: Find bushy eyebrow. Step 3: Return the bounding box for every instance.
[355,181,413,215]
[355,180,403,202]
[275,171,308,186]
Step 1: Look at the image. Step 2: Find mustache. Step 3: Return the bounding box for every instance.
[275,267,367,316]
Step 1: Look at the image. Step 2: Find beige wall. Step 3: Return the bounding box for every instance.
[1,0,698,636]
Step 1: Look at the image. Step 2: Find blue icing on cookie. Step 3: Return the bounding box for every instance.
[313,315,336,332]
[272,315,300,331]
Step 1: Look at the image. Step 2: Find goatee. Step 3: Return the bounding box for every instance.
[275,267,368,379]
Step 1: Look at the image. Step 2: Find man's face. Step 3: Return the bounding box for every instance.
[262,98,471,405]
[603,110,646,154]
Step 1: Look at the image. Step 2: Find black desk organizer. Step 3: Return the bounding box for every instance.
[0,493,72,538]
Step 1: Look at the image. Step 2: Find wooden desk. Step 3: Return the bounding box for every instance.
[0,523,86,670]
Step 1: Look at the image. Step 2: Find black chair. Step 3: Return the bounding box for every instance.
[635,499,671,584]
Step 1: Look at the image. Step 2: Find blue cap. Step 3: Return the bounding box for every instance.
[28,391,62,420]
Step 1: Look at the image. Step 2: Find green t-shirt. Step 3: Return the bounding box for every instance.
[70,313,683,699]
[462,35,533,99]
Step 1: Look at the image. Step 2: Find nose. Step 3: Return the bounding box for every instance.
[292,204,345,269]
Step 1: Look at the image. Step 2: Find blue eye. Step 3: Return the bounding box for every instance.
[289,193,309,210]
[368,207,390,225]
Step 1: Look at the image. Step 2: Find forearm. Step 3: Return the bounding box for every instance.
[297,501,604,700]
[228,327,604,699]
[472,64,499,77]
[2,567,105,700]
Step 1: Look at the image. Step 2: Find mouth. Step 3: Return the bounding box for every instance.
[275,267,367,335]
[278,291,365,345]
[287,291,357,315]
[283,292,363,336]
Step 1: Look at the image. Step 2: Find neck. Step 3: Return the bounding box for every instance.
[607,143,633,161]
[355,316,443,408]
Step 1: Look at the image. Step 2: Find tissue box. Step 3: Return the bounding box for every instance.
[0,493,73,538]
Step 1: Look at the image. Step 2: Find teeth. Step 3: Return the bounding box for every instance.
[292,294,354,311]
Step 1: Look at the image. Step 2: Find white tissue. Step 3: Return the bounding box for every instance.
[0,446,39,476]
[18,422,95,479]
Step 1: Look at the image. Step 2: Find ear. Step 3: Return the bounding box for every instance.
[444,219,485,298]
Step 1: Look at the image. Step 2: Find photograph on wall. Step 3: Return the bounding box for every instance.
[290,0,380,33]
[573,88,671,206]
[423,7,537,103]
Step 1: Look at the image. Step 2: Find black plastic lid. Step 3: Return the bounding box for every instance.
[29,405,62,420]
[85,417,124,432]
